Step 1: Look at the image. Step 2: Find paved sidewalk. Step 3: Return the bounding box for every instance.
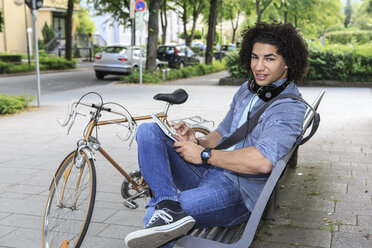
[0,76,371,247]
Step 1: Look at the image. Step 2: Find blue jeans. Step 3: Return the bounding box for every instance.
[136,123,250,247]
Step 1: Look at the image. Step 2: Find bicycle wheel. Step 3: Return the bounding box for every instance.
[43,150,97,248]
[192,126,210,138]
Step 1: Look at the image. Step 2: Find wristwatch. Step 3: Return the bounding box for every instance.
[201,148,212,164]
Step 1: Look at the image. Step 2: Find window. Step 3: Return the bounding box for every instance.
[53,15,66,39]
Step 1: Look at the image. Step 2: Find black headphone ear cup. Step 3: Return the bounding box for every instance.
[248,79,258,93]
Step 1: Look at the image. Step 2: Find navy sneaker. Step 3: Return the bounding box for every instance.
[125,208,195,248]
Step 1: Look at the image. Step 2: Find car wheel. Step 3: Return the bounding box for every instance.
[95,71,105,80]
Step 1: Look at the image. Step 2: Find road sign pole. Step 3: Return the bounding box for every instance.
[32,0,41,107]
[135,0,146,86]
[139,31,142,85]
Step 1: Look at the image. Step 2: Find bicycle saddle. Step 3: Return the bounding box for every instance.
[153,88,188,104]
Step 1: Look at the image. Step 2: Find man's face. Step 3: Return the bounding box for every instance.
[250,42,288,86]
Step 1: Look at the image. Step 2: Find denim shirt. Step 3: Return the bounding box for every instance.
[215,79,306,212]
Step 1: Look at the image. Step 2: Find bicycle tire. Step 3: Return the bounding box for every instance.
[42,150,97,248]
[192,126,210,137]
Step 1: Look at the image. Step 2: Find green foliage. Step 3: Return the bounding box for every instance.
[306,43,372,82]
[74,8,96,34]
[41,22,55,44]
[120,61,226,84]
[0,10,3,33]
[0,54,22,63]
[225,44,372,82]
[344,0,353,28]
[224,50,250,79]
[326,30,372,45]
[350,0,372,30]
[86,0,130,27]
[0,54,76,74]
[39,56,76,70]
[0,94,34,115]
[120,71,163,84]
[0,60,12,73]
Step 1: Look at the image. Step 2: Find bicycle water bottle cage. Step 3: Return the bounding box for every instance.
[153,88,188,105]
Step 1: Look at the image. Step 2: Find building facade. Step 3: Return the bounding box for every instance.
[0,0,76,53]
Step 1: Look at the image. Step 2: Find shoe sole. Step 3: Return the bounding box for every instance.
[125,216,195,248]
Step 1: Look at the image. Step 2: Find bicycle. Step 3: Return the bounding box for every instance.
[42,88,212,248]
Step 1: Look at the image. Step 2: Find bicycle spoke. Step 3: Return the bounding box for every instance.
[43,152,95,248]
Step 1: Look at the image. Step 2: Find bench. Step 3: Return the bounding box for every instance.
[175,90,325,248]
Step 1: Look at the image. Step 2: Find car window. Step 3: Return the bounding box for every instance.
[158,46,175,54]
[187,48,194,56]
[133,49,146,57]
[104,47,127,54]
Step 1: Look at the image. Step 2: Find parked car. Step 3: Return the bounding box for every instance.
[157,45,200,69]
[181,41,206,51]
[93,45,164,79]
[214,44,237,59]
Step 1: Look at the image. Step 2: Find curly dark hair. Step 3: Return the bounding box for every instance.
[238,22,309,83]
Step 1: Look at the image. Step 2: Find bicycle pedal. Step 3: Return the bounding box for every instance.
[123,199,138,209]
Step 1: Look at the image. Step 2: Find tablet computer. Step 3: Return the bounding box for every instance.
[151,113,178,142]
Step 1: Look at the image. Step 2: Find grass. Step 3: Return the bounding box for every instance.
[0,94,34,115]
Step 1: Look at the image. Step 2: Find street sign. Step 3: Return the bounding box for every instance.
[25,0,43,10]
[135,0,146,12]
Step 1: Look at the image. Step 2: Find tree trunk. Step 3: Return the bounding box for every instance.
[206,0,217,65]
[231,11,240,44]
[284,11,288,24]
[256,0,262,23]
[160,0,168,44]
[65,0,74,61]
[146,0,161,72]
[181,2,190,46]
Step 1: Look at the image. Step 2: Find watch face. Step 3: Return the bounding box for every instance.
[202,152,209,159]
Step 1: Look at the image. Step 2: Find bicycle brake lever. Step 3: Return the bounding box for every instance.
[66,111,86,135]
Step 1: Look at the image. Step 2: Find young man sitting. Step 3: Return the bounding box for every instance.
[125,22,309,248]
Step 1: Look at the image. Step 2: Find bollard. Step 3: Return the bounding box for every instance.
[166,68,170,80]
[162,69,167,81]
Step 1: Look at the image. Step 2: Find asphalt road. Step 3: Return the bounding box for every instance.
[0,62,119,96]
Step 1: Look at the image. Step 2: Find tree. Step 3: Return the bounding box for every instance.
[42,22,55,44]
[173,0,207,47]
[0,10,4,33]
[366,0,372,13]
[74,8,96,35]
[160,0,168,44]
[65,0,76,61]
[205,0,218,65]
[87,0,131,26]
[223,0,245,44]
[344,0,353,28]
[256,0,273,23]
[351,0,372,30]
[146,0,161,72]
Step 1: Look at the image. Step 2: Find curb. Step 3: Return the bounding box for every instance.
[218,76,372,87]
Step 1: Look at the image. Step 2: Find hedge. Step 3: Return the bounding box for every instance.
[0,94,34,115]
[225,44,372,82]
[0,55,76,74]
[326,30,372,45]
[120,61,226,84]
[0,54,22,63]
[305,44,372,82]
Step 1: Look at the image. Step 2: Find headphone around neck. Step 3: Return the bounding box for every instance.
[248,79,290,102]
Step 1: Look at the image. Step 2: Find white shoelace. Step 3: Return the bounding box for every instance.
[146,209,174,228]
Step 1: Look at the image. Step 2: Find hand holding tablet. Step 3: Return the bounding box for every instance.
[151,113,178,142]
